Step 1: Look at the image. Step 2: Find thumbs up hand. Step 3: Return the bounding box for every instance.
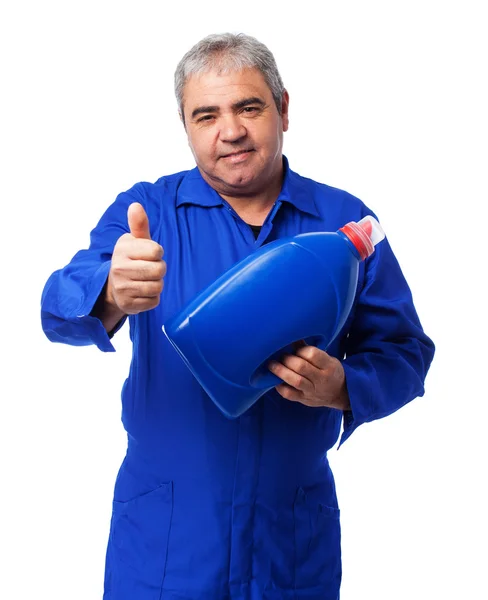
[106,202,166,318]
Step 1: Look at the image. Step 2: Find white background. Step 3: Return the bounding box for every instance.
[1,1,487,598]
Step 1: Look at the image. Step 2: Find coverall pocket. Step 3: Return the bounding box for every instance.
[107,481,174,600]
[293,487,342,591]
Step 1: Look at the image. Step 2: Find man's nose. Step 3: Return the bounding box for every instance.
[219,114,247,143]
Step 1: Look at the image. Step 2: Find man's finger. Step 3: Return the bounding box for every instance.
[275,383,304,402]
[126,259,166,281]
[292,339,307,352]
[128,202,151,240]
[280,354,317,384]
[295,345,331,369]
[268,359,312,392]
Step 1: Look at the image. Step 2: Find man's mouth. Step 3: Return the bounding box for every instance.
[221,149,254,159]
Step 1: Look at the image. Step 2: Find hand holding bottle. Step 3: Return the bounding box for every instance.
[268,342,350,411]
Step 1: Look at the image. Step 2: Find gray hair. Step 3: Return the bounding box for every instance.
[174,33,285,123]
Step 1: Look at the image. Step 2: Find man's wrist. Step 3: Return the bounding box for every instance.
[91,280,126,333]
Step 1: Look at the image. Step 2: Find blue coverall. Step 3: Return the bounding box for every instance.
[41,157,435,599]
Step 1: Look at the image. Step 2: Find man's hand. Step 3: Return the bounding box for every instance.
[96,203,166,331]
[268,342,351,411]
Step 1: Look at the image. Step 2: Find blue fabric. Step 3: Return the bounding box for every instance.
[41,157,435,599]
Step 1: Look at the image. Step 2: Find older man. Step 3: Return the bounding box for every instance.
[41,33,435,600]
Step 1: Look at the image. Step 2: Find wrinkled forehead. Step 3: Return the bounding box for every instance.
[181,67,271,113]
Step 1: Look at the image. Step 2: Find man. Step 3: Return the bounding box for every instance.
[41,33,435,600]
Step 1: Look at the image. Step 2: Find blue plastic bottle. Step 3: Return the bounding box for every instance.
[162,216,385,418]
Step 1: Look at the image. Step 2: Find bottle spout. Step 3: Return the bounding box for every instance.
[339,216,385,260]
[358,215,385,247]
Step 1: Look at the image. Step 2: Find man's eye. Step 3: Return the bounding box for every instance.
[197,115,214,123]
[243,107,258,113]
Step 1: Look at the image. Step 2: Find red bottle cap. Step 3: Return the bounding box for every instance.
[339,216,384,261]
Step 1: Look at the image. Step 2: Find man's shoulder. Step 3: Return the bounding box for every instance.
[291,167,355,198]
[154,166,199,186]
[109,167,198,234]
[128,166,196,197]
[289,167,372,218]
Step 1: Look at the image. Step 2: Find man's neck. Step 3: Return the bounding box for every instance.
[219,189,279,226]
[218,166,284,226]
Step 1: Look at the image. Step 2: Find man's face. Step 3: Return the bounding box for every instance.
[181,68,289,195]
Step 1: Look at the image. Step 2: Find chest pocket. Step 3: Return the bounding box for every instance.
[105,482,174,599]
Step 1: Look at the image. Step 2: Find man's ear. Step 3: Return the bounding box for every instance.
[281,90,290,132]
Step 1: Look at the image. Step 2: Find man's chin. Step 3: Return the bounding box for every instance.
[215,166,257,190]
[197,162,261,195]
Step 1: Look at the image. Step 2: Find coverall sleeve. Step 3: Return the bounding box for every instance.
[40,190,141,351]
[339,237,435,445]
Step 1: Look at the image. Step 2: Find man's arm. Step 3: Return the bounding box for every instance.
[268,236,435,444]
[41,193,165,350]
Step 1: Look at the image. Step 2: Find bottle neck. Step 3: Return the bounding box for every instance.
[339,222,374,260]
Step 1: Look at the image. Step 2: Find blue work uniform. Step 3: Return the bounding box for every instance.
[41,157,435,600]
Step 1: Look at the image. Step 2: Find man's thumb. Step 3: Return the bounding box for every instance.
[128,202,151,239]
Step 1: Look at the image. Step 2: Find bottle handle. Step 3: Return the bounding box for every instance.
[252,370,283,390]
[251,336,329,390]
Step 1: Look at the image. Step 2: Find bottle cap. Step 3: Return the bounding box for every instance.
[339,216,385,260]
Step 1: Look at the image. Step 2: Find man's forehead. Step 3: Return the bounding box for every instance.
[182,68,270,105]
